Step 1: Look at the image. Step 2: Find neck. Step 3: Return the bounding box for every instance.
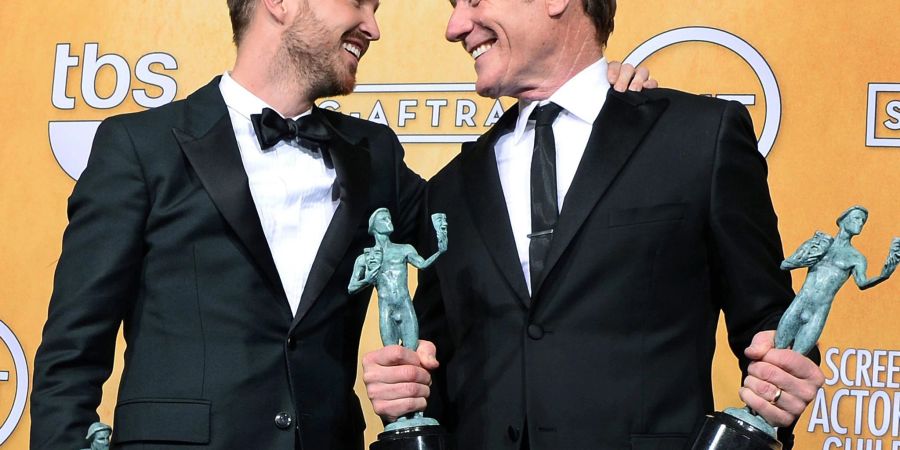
[374,233,391,246]
[231,37,314,117]
[514,20,603,102]
[835,229,853,245]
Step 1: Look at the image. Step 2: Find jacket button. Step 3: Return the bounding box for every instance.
[286,337,296,350]
[527,324,544,340]
[507,425,521,441]
[274,412,293,429]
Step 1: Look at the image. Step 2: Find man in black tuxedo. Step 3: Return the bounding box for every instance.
[30,1,420,448]
[30,1,650,449]
[362,1,825,449]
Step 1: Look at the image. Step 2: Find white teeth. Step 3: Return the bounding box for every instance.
[471,43,493,59]
[342,42,361,59]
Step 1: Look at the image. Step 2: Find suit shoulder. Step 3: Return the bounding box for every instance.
[428,142,472,187]
[637,87,743,118]
[99,97,191,131]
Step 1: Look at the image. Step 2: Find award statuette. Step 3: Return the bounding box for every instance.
[691,206,900,449]
[349,208,450,450]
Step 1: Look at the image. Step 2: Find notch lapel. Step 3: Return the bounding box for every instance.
[532,90,669,296]
[290,110,371,328]
[462,107,531,307]
[174,78,290,313]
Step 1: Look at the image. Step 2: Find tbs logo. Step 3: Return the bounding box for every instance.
[49,43,179,179]
[866,83,900,148]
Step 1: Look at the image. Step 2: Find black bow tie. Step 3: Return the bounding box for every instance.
[250,107,331,150]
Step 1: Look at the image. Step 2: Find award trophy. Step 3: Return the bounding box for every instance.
[691,206,900,449]
[349,208,450,450]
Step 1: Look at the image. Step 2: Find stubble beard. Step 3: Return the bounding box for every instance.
[280,9,357,101]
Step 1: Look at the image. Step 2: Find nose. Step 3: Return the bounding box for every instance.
[445,3,473,43]
[361,10,381,41]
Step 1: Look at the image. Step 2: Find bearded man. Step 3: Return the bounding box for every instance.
[30,1,650,449]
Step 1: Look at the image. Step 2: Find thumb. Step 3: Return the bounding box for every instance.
[417,339,439,370]
[745,330,776,360]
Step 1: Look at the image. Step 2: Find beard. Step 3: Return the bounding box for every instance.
[280,7,357,99]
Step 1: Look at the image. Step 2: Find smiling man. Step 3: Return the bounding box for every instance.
[361,1,826,449]
[30,1,651,449]
[31,0,420,449]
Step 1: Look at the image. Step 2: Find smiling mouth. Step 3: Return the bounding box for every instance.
[470,41,495,59]
[342,42,362,60]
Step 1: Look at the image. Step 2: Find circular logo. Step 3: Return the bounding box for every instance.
[624,26,782,158]
[0,320,28,445]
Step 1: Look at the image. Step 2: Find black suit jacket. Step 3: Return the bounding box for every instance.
[415,88,795,450]
[31,77,424,450]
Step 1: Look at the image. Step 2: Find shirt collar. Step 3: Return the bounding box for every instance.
[511,57,610,143]
[219,71,311,122]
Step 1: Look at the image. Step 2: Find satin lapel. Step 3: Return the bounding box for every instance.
[463,107,531,307]
[532,90,669,296]
[290,116,371,328]
[174,79,289,310]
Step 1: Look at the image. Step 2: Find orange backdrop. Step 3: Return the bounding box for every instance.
[1,1,898,448]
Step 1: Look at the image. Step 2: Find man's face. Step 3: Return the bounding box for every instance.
[283,0,381,99]
[842,209,867,235]
[446,0,554,99]
[373,211,394,234]
[91,429,111,450]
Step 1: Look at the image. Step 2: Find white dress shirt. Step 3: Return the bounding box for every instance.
[494,58,610,294]
[219,72,339,316]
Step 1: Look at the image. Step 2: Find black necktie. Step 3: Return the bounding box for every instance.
[528,102,563,293]
[250,107,331,150]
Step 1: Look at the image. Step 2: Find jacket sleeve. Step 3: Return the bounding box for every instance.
[413,182,453,425]
[388,128,425,247]
[30,116,149,449]
[708,101,816,449]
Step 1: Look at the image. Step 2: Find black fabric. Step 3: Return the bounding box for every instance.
[528,103,564,293]
[250,107,331,149]
[30,77,425,450]
[416,88,797,450]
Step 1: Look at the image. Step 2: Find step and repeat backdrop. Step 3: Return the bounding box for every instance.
[1,1,898,448]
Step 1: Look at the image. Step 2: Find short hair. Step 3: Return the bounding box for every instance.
[582,0,616,46]
[836,205,869,226]
[227,0,257,46]
[368,208,391,234]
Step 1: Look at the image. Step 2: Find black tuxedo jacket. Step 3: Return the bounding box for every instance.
[31,78,424,449]
[416,88,795,450]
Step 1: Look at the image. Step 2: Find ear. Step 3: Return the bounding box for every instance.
[546,0,572,17]
[261,0,290,25]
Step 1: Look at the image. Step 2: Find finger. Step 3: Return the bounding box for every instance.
[416,340,440,370]
[372,397,428,422]
[613,64,636,92]
[606,61,622,83]
[747,359,819,407]
[628,66,650,92]
[363,345,423,368]
[738,387,794,427]
[363,363,432,386]
[759,348,825,390]
[744,330,776,360]
[642,79,658,89]
[743,375,806,416]
[366,381,431,402]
